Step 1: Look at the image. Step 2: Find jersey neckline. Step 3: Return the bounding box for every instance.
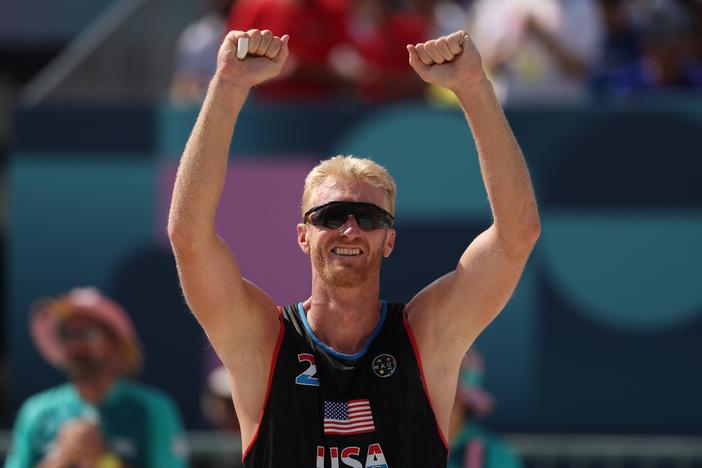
[295,300,388,361]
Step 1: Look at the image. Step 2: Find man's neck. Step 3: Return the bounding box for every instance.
[303,277,382,356]
[73,372,118,404]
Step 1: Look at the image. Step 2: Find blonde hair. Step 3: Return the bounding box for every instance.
[301,155,397,217]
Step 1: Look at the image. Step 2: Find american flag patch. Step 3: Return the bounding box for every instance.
[323,399,375,435]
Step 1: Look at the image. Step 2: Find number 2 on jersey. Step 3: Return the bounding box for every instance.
[295,353,320,387]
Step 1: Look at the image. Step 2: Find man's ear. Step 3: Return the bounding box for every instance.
[383,228,396,258]
[297,223,310,255]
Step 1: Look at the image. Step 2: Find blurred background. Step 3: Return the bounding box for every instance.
[2,0,702,466]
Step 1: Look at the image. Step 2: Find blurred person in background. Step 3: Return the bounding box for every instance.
[333,0,429,102]
[448,351,522,468]
[682,0,702,62]
[4,288,188,468]
[433,0,472,37]
[466,0,604,104]
[171,0,234,104]
[201,366,240,435]
[199,366,243,468]
[596,4,702,95]
[226,0,350,100]
[168,22,539,466]
[590,0,644,96]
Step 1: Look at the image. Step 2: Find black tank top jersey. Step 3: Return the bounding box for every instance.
[242,301,448,467]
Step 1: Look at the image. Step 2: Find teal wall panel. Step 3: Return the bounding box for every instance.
[9,156,155,400]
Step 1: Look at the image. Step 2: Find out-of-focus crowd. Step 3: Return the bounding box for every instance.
[171,0,702,106]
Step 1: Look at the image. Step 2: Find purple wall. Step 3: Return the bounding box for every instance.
[158,157,316,307]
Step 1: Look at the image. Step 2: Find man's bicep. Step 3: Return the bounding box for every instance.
[409,227,531,353]
[446,227,530,345]
[172,234,279,365]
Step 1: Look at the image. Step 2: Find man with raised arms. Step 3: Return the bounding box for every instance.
[168,27,540,467]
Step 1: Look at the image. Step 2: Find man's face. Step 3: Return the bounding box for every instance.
[297,177,396,288]
[58,316,116,380]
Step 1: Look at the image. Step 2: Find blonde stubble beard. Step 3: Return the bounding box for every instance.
[311,233,388,289]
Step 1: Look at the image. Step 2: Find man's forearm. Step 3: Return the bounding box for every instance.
[454,76,540,247]
[168,74,250,240]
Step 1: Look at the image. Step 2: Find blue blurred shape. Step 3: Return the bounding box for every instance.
[543,211,702,332]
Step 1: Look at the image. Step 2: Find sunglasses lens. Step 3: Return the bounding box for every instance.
[322,206,350,229]
[352,206,377,231]
[308,202,392,231]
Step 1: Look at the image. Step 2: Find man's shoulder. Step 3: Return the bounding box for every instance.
[21,383,74,409]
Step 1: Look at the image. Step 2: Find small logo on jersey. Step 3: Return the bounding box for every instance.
[372,354,396,378]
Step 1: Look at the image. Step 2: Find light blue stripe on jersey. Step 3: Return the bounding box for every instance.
[296,301,388,361]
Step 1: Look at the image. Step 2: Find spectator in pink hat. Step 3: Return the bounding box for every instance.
[5,287,188,468]
[448,350,523,468]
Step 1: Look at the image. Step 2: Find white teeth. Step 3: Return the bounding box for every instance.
[334,247,361,256]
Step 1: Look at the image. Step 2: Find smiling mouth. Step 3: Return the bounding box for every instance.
[332,247,363,256]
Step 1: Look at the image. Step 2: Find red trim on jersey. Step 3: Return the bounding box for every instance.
[241,309,286,461]
[402,310,449,450]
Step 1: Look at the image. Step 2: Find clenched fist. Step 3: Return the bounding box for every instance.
[407,30,485,91]
[216,29,290,89]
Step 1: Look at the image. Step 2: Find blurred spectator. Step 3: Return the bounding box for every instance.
[595,5,702,96]
[625,0,687,29]
[591,0,643,95]
[171,0,233,105]
[227,0,350,101]
[336,0,429,102]
[433,0,471,37]
[201,365,240,434]
[4,288,188,468]
[447,351,522,468]
[467,0,604,104]
[682,0,702,62]
[199,366,243,468]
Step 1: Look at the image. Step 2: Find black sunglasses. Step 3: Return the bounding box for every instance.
[303,201,394,231]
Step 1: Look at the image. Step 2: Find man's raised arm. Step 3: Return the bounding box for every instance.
[404,31,540,430]
[167,29,288,442]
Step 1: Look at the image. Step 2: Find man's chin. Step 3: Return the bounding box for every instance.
[322,265,374,288]
[314,252,381,288]
[325,274,366,288]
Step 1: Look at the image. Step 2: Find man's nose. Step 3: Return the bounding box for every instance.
[339,215,362,237]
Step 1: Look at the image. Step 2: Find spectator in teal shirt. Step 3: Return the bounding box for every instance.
[5,288,189,468]
[448,351,523,468]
